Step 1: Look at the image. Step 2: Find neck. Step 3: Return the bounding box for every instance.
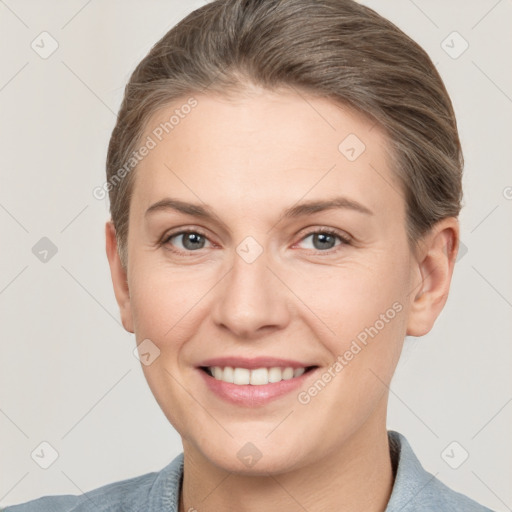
[178,414,395,512]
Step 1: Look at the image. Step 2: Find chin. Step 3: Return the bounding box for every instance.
[196,436,312,476]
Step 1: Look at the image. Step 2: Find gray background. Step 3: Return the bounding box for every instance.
[1,0,511,509]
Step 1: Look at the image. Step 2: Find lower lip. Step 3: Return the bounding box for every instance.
[197,368,317,407]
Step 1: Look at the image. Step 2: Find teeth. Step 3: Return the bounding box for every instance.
[293,367,305,378]
[233,368,250,385]
[250,368,268,385]
[268,367,282,383]
[207,366,308,385]
[222,366,234,383]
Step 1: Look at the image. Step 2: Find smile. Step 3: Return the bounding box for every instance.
[198,365,319,407]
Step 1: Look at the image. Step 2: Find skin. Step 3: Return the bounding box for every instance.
[106,86,459,512]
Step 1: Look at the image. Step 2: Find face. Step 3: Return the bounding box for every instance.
[107,87,445,475]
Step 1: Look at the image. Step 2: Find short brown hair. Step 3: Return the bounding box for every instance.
[106,0,463,269]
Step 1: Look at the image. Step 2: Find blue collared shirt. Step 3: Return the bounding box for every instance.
[1,430,495,511]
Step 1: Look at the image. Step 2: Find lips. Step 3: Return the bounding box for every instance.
[195,356,320,406]
[197,361,319,407]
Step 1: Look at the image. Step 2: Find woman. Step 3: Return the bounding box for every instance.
[4,0,497,510]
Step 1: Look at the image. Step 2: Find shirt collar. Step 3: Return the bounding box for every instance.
[384,429,440,511]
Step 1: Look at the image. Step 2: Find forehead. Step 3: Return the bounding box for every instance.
[131,88,403,222]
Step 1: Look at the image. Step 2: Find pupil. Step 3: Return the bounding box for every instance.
[183,233,204,250]
[314,233,334,250]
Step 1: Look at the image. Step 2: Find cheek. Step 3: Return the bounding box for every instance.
[128,265,212,346]
[296,255,407,328]
[128,269,210,434]
[299,254,409,377]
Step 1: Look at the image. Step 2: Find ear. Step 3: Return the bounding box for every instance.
[105,220,134,333]
[406,217,460,337]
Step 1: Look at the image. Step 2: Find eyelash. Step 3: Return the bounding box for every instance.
[160,227,352,257]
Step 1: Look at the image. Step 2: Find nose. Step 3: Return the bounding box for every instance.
[211,244,291,339]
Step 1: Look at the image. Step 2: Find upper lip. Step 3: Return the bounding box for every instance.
[198,356,317,370]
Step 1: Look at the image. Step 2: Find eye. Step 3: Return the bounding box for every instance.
[160,227,351,256]
[295,228,351,254]
[161,229,213,255]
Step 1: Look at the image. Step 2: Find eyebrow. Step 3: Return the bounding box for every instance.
[145,196,373,221]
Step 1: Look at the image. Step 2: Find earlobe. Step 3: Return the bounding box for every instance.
[406,218,459,337]
[105,221,134,333]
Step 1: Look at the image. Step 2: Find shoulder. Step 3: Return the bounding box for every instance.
[1,472,158,512]
[386,430,495,512]
[413,473,495,512]
[1,453,184,512]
